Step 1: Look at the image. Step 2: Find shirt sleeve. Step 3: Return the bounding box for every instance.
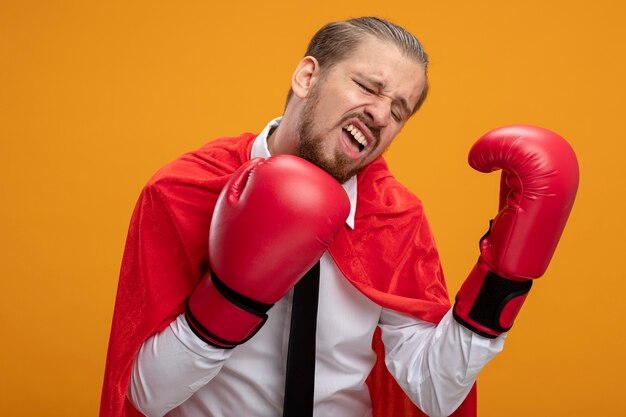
[127,313,233,417]
[379,308,505,417]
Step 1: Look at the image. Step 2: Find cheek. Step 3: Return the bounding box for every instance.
[323,85,361,114]
[344,91,366,112]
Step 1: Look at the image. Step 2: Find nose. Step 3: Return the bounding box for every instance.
[364,97,392,128]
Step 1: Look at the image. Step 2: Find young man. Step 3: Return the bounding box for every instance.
[101,16,577,417]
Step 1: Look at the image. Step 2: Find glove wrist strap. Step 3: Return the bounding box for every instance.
[454,262,532,338]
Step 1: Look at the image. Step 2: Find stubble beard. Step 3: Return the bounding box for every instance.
[296,91,365,184]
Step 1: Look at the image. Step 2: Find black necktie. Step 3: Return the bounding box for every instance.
[282,261,320,417]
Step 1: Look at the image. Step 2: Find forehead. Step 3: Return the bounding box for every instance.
[332,36,426,107]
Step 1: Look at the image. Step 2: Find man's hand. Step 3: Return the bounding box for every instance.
[453,125,579,338]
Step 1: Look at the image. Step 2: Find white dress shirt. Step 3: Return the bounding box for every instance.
[128,118,506,417]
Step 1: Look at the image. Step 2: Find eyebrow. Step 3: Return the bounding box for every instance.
[361,76,413,118]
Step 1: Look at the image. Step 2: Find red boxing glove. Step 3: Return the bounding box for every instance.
[453,125,579,338]
[186,155,350,348]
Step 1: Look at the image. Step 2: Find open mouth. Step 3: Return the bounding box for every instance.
[343,123,368,152]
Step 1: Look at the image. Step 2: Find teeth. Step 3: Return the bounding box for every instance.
[344,124,368,148]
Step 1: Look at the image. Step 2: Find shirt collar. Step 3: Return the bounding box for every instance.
[251,117,357,229]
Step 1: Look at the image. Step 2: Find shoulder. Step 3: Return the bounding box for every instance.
[148,133,256,189]
[137,132,256,226]
[331,157,449,318]
[129,133,257,272]
[356,157,424,220]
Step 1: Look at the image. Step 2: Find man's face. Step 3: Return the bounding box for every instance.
[296,36,427,183]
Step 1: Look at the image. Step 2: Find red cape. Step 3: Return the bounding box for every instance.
[100,132,476,417]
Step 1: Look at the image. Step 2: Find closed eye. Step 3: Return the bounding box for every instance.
[354,78,405,123]
[354,80,376,94]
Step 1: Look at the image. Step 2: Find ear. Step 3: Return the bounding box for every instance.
[291,56,320,99]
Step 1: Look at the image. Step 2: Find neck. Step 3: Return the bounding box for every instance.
[267,115,299,156]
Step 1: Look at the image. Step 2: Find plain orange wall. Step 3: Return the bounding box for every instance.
[1,1,625,416]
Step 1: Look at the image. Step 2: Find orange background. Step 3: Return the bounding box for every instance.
[1,1,625,416]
